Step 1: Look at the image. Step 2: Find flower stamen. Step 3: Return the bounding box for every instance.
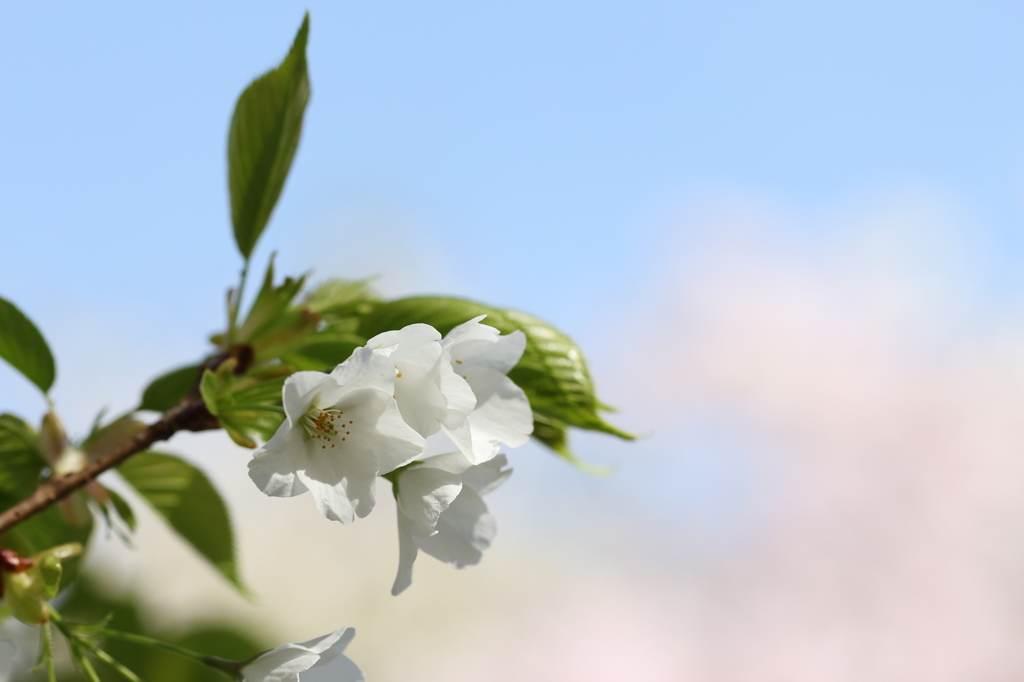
[302,408,345,448]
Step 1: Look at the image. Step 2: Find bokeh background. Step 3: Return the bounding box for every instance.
[4,2,1024,680]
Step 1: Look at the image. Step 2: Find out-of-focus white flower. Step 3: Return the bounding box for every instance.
[390,452,512,595]
[366,323,477,442]
[441,316,533,464]
[240,627,364,682]
[248,346,425,524]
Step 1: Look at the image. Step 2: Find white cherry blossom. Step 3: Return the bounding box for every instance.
[391,452,512,595]
[366,323,477,440]
[240,627,364,682]
[248,346,425,524]
[441,316,533,463]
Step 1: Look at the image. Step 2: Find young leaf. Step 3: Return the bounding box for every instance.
[355,296,634,457]
[228,13,311,260]
[139,365,202,412]
[201,361,289,448]
[0,296,56,394]
[234,256,319,361]
[117,451,244,592]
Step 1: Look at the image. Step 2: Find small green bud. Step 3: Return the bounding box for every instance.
[2,567,47,625]
[38,554,62,600]
[0,543,82,625]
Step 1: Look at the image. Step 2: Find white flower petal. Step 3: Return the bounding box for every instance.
[241,645,320,681]
[396,466,464,537]
[390,452,509,593]
[367,322,441,351]
[301,655,364,682]
[445,319,526,375]
[393,358,447,436]
[283,371,343,427]
[295,627,356,656]
[248,426,310,498]
[414,486,494,568]
[461,453,512,497]
[415,455,510,568]
[438,361,476,430]
[441,419,479,463]
[464,368,533,449]
[358,391,425,474]
[328,346,397,394]
[296,449,379,523]
[391,511,418,596]
[241,628,362,682]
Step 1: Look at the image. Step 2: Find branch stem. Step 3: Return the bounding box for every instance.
[94,628,239,674]
[0,397,217,535]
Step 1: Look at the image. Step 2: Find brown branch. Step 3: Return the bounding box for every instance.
[0,397,219,535]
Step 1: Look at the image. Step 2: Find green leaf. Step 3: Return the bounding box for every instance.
[0,296,55,394]
[531,414,612,475]
[117,452,244,592]
[279,337,361,371]
[228,13,311,259]
[82,415,147,460]
[105,487,137,533]
[235,256,319,360]
[356,296,634,457]
[139,365,201,413]
[303,278,379,320]
[201,361,289,448]
[0,416,93,576]
[0,414,45,497]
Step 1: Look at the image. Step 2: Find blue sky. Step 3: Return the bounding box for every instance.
[3,2,1023,327]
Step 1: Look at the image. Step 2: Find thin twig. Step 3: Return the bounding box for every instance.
[0,396,218,535]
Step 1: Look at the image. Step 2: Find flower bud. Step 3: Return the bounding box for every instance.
[39,412,67,466]
[0,543,82,626]
[2,568,48,625]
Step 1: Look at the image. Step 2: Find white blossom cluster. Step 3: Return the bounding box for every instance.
[248,316,532,594]
[239,317,532,680]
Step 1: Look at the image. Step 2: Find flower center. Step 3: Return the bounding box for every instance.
[302,408,354,449]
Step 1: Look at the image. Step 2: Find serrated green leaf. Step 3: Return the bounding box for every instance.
[0,296,55,394]
[140,365,201,413]
[356,296,634,456]
[228,14,311,259]
[117,452,244,592]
